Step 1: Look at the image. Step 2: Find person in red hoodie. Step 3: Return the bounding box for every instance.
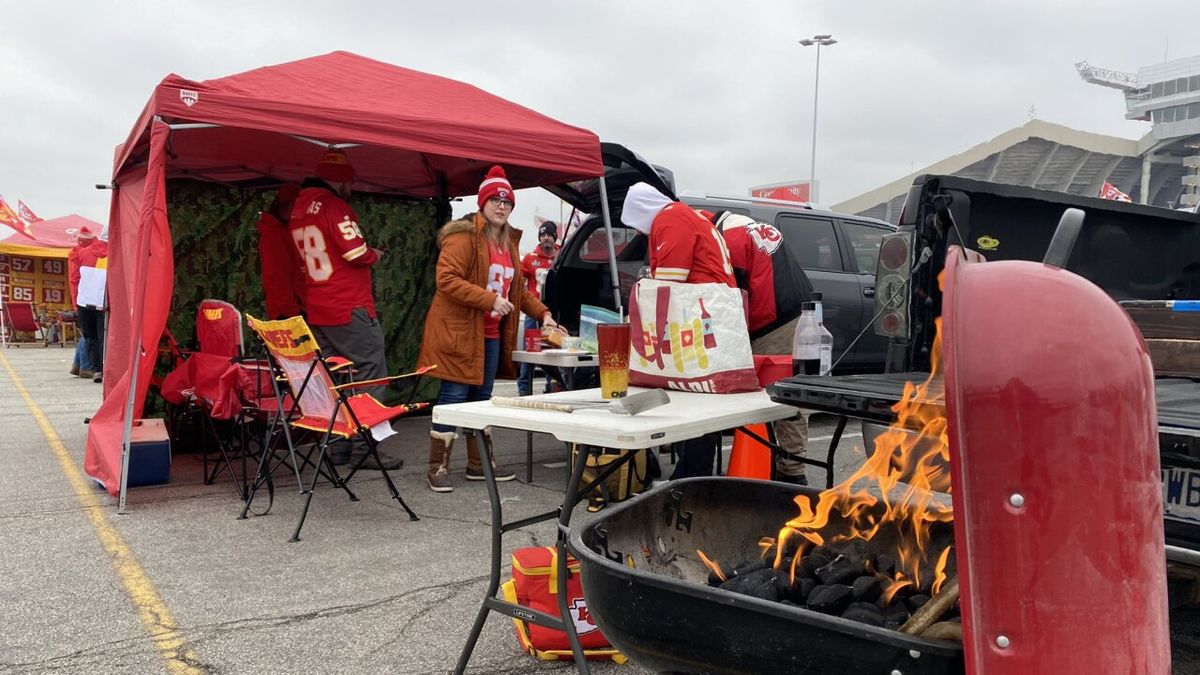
[517,220,560,396]
[69,227,109,382]
[67,227,96,377]
[256,184,305,319]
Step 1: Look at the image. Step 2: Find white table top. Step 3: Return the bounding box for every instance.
[511,350,596,367]
[433,387,796,449]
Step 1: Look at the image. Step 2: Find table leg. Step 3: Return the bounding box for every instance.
[825,416,848,489]
[454,432,506,675]
[555,444,594,673]
[526,430,534,483]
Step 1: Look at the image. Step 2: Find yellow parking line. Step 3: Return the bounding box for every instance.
[0,353,202,674]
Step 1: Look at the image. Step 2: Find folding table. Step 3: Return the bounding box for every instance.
[434,387,796,674]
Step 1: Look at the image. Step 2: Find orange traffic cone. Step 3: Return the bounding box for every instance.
[727,423,772,480]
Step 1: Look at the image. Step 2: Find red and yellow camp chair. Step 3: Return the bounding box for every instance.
[240,313,431,542]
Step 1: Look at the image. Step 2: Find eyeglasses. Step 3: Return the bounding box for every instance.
[487,197,514,209]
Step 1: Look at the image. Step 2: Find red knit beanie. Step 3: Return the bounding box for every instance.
[77,226,96,242]
[477,165,515,209]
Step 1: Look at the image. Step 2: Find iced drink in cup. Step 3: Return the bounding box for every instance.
[597,323,631,399]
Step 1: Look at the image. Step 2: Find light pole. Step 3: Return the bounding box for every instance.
[800,34,836,201]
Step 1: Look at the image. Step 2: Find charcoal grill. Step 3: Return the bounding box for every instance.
[571,477,963,675]
[573,221,1173,673]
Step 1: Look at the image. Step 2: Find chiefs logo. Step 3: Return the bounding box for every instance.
[497,188,511,200]
[748,223,783,255]
[570,598,598,635]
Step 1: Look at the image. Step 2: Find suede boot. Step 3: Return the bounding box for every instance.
[465,428,515,482]
[427,430,455,492]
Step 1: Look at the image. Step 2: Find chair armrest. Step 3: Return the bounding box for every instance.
[331,365,436,391]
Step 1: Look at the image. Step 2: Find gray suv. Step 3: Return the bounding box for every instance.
[542,145,896,373]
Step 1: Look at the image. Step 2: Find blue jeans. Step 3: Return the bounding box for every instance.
[432,338,500,433]
[517,317,552,395]
[73,337,96,372]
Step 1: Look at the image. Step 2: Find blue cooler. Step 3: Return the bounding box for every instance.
[127,418,171,487]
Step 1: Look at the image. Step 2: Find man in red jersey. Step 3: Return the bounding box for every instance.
[257,184,305,319]
[517,220,560,396]
[290,149,400,470]
[620,183,736,480]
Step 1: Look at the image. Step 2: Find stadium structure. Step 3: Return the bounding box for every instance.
[835,54,1200,221]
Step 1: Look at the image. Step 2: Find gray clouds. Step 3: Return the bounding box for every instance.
[1,0,1192,247]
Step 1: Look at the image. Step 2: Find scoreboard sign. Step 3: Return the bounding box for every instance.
[0,252,72,310]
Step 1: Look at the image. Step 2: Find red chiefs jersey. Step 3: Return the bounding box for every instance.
[288,187,379,326]
[519,245,558,298]
[716,212,814,337]
[484,241,515,338]
[720,219,781,333]
[649,203,735,287]
[257,212,307,319]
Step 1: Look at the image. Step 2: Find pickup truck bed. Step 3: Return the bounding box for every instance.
[771,374,1200,435]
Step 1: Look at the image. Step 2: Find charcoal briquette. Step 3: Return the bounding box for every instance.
[841,601,885,627]
[748,576,779,602]
[719,567,774,595]
[815,554,863,586]
[882,602,911,628]
[806,584,853,615]
[906,594,931,612]
[794,577,817,602]
[732,560,767,577]
[851,575,882,603]
[874,553,897,576]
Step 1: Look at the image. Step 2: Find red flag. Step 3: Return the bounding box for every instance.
[1099,182,1132,202]
[17,200,42,223]
[0,196,33,238]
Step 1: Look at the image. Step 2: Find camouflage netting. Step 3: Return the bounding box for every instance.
[159,179,443,408]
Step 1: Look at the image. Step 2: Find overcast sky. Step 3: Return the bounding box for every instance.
[1,0,1193,249]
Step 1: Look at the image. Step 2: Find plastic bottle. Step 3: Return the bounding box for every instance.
[811,290,824,327]
[792,301,834,376]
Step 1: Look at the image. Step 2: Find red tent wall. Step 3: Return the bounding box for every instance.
[85,122,174,495]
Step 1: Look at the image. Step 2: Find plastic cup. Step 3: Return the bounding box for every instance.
[524,327,542,352]
[597,323,631,399]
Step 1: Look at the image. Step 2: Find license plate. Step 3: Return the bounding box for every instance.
[1162,466,1200,524]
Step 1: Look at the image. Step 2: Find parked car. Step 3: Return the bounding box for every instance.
[543,145,896,373]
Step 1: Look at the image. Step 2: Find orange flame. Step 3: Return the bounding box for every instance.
[697,549,727,582]
[773,317,954,594]
[932,545,952,595]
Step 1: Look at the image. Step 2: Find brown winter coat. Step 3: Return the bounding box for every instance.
[417,213,549,385]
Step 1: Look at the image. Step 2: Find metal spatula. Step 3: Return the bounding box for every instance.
[490,389,670,415]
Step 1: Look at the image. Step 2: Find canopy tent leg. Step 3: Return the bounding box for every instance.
[596,175,623,319]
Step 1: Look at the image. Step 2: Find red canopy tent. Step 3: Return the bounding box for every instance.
[0,214,102,256]
[87,51,604,506]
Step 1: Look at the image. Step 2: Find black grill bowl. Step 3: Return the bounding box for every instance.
[569,477,964,675]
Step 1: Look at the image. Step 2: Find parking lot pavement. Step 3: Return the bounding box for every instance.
[0,346,868,674]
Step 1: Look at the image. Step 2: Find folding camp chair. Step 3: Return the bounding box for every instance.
[240,313,432,542]
[2,301,48,347]
[158,299,261,497]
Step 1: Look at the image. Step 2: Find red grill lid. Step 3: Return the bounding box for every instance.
[942,247,1169,673]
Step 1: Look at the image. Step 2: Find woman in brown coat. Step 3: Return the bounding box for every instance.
[417,166,557,492]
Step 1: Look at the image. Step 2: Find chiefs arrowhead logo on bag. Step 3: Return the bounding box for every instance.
[571,598,598,635]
